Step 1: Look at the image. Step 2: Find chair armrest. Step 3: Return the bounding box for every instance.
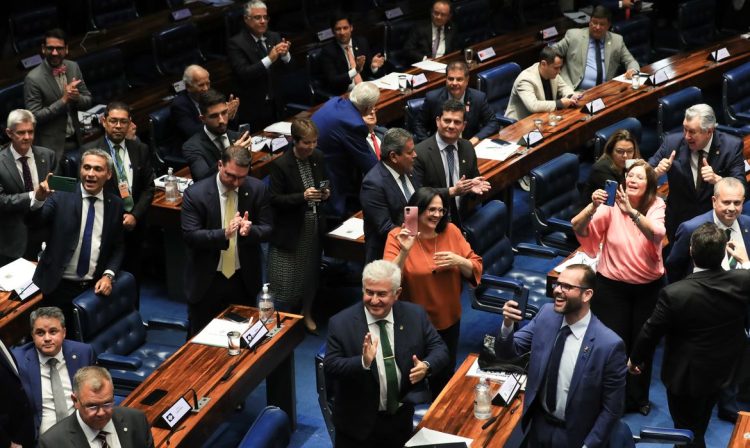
[496,114,517,127]
[547,217,574,233]
[480,274,524,293]
[716,124,749,137]
[735,112,750,122]
[515,243,558,258]
[638,427,693,444]
[285,103,310,116]
[97,353,143,370]
[147,317,189,331]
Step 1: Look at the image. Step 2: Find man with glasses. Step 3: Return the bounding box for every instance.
[496,264,626,448]
[227,0,290,130]
[24,28,92,160]
[181,145,272,335]
[39,366,153,447]
[404,0,461,63]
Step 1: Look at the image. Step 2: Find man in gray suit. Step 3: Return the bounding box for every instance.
[24,28,92,159]
[0,109,57,266]
[552,6,639,90]
[39,366,153,448]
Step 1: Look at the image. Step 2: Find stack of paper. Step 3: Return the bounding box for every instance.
[0,258,37,292]
[474,139,520,161]
[405,428,472,447]
[329,218,365,240]
[191,318,252,348]
[263,121,293,135]
[412,60,448,73]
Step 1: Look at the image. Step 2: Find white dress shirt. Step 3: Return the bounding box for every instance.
[363,307,402,411]
[75,411,122,448]
[383,162,414,200]
[713,211,750,270]
[62,186,106,281]
[431,24,446,58]
[215,173,241,271]
[690,135,713,186]
[38,350,74,434]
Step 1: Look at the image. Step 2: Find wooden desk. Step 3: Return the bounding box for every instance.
[122,305,304,447]
[0,290,43,346]
[417,353,523,447]
[729,411,750,447]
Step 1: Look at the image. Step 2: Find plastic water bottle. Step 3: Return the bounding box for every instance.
[474,378,492,419]
[257,283,275,324]
[164,167,179,203]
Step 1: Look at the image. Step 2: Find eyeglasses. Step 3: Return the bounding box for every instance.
[81,401,115,413]
[248,14,269,21]
[106,118,130,126]
[43,45,66,52]
[613,149,634,156]
[551,282,590,293]
[426,207,446,215]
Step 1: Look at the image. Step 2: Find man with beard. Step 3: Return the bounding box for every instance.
[495,264,626,448]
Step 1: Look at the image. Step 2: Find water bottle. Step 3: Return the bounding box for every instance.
[164,167,179,203]
[474,378,492,419]
[257,283,275,324]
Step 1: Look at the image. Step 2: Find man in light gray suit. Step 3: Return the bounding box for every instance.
[552,5,639,90]
[0,109,57,266]
[24,28,92,159]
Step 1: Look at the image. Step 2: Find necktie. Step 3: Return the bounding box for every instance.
[221,190,237,278]
[696,150,705,189]
[347,45,363,85]
[47,358,69,423]
[444,144,456,187]
[376,320,400,414]
[257,37,267,56]
[370,132,381,159]
[432,26,442,58]
[545,325,572,414]
[400,174,412,200]
[19,156,34,192]
[726,228,738,269]
[113,145,134,212]
[77,197,97,278]
[96,430,110,448]
[595,40,603,85]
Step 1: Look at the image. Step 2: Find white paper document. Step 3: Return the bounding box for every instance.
[475,139,520,161]
[263,121,292,135]
[329,217,365,240]
[564,11,590,24]
[372,72,413,90]
[554,251,599,272]
[0,258,37,292]
[405,428,472,447]
[412,60,448,73]
[466,358,527,389]
[191,318,251,348]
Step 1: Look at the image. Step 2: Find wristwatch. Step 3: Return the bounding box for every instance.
[102,273,114,280]
[423,360,432,376]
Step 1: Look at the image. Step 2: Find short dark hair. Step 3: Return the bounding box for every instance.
[381,128,413,160]
[540,46,562,64]
[43,28,67,44]
[404,187,450,233]
[30,306,66,329]
[104,101,131,117]
[330,12,352,30]
[291,118,318,142]
[690,222,727,269]
[440,98,465,120]
[198,89,227,115]
[445,61,469,78]
[565,264,596,290]
[591,5,612,21]
[221,145,252,167]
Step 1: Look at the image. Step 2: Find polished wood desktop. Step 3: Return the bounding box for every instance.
[0,290,43,346]
[729,411,750,447]
[417,353,524,448]
[122,305,304,447]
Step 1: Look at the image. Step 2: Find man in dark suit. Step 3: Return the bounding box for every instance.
[182,89,250,182]
[12,306,94,437]
[24,28,93,159]
[0,339,35,448]
[414,61,499,145]
[227,0,290,130]
[649,103,746,242]
[497,264,627,448]
[319,14,386,96]
[28,148,124,335]
[630,223,750,448]
[361,128,419,262]
[181,145,272,335]
[325,259,449,448]
[413,98,490,226]
[0,109,57,266]
[82,102,154,281]
[39,366,153,448]
[312,81,380,219]
[403,0,461,63]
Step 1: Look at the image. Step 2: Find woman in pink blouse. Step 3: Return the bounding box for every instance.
[571,159,665,416]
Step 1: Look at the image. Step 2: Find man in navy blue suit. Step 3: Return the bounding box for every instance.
[325,260,449,448]
[413,61,499,145]
[0,338,35,448]
[648,103,746,242]
[496,264,626,448]
[12,307,94,437]
[181,145,272,335]
[361,128,420,263]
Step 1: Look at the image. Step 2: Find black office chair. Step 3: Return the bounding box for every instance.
[236,406,292,448]
[404,97,425,139]
[303,0,342,31]
[722,61,750,128]
[87,0,139,30]
[657,86,702,144]
[77,47,130,105]
[314,343,335,443]
[8,5,59,54]
[151,22,206,76]
[612,15,652,66]
[148,105,186,173]
[0,81,26,145]
[512,0,562,27]
[384,18,419,72]
[453,0,495,47]
[476,63,521,127]
[307,47,337,103]
[654,0,716,56]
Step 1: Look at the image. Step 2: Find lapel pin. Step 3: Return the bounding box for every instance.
[244,192,248,196]
[583,346,590,353]
[123,427,128,432]
[399,325,404,331]
[72,354,77,360]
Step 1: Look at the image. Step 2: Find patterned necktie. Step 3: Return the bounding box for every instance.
[221,190,237,278]
[545,325,572,414]
[47,358,69,422]
[444,144,456,187]
[96,430,110,448]
[376,320,400,414]
[726,228,738,269]
[400,174,412,200]
[594,39,603,85]
[432,26,442,58]
[19,156,34,192]
[77,197,97,278]
[113,145,134,212]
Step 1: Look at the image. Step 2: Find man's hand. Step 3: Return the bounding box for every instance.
[654,150,676,176]
[94,275,113,296]
[371,53,386,70]
[699,159,721,185]
[234,131,252,149]
[268,40,290,62]
[10,441,22,448]
[362,332,379,369]
[624,68,638,79]
[469,137,480,146]
[303,187,322,202]
[502,300,523,327]
[560,97,578,108]
[727,241,748,265]
[622,0,635,7]
[224,211,243,239]
[450,175,474,196]
[227,94,240,120]
[468,176,491,195]
[409,355,429,384]
[627,358,642,375]
[122,213,137,231]
[62,78,82,103]
[35,172,54,201]
[239,211,252,237]
[355,55,366,73]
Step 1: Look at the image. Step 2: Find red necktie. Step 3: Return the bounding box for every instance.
[370,132,380,159]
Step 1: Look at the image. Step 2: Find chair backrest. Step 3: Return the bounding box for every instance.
[463,200,515,277]
[608,420,636,448]
[9,5,59,54]
[314,343,336,443]
[148,105,181,167]
[404,97,425,135]
[612,15,651,66]
[677,0,715,50]
[223,5,245,44]
[476,62,521,116]
[77,47,129,105]
[529,153,580,231]
[384,18,419,71]
[0,81,25,144]
[453,0,495,47]
[593,117,643,159]
[152,22,205,76]
[61,150,82,178]
[303,0,342,31]
[723,60,750,125]
[237,406,291,448]
[512,0,561,26]
[306,46,331,103]
[657,86,702,143]
[88,0,138,30]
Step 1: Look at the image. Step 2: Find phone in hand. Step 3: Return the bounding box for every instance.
[48,175,77,192]
[404,206,418,235]
[510,292,529,320]
[604,180,618,207]
[319,180,330,192]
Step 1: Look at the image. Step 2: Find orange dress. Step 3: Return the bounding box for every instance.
[384,223,482,330]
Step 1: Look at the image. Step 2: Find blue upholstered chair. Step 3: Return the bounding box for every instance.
[657,86,702,144]
[315,343,335,443]
[593,117,658,161]
[72,272,188,394]
[463,200,562,319]
[307,47,337,104]
[149,105,185,173]
[476,63,521,127]
[384,18,419,72]
[77,47,130,105]
[236,406,291,448]
[8,5,59,54]
[404,97,426,137]
[87,0,138,30]
[723,61,750,128]
[612,15,652,66]
[151,22,206,76]
[453,0,496,46]
[654,0,716,55]
[608,420,694,447]
[0,81,25,144]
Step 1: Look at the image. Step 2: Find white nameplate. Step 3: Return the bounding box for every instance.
[411,73,428,87]
[525,129,543,146]
[21,54,43,69]
[710,47,730,62]
[317,28,334,42]
[649,70,669,85]
[541,26,558,39]
[172,80,186,93]
[477,47,496,62]
[495,374,522,406]
[241,320,269,349]
[584,98,606,114]
[171,8,192,21]
[385,7,403,19]
[160,397,191,428]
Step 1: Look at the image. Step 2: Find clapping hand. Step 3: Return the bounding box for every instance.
[362,332,379,369]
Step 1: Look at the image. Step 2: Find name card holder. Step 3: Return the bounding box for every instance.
[709,47,730,62]
[317,28,334,42]
[583,98,606,115]
[170,8,192,21]
[173,80,186,93]
[241,320,269,350]
[477,47,496,62]
[411,73,428,87]
[20,54,43,70]
[492,373,523,407]
[540,26,559,40]
[385,7,403,20]
[154,397,192,429]
[518,129,543,147]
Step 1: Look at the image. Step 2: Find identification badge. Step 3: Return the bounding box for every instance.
[118,181,130,199]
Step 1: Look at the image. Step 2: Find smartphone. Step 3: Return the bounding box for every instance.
[224,311,249,323]
[404,206,418,235]
[139,389,168,406]
[48,175,78,193]
[604,180,618,207]
[319,180,330,191]
[512,292,529,319]
[238,123,251,135]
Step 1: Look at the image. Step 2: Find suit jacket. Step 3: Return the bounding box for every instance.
[170,91,202,142]
[182,129,241,181]
[24,60,93,153]
[666,211,750,283]
[413,135,480,223]
[28,186,125,294]
[181,174,272,304]
[495,305,626,448]
[631,269,750,396]
[403,21,461,63]
[320,36,379,96]
[12,340,95,436]
[0,341,35,448]
[0,144,57,259]
[505,62,575,120]
[268,148,328,250]
[648,131,746,240]
[414,87,500,143]
[360,162,421,262]
[39,406,154,448]
[312,97,378,218]
[82,137,155,222]
[324,301,449,442]
[553,28,639,89]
